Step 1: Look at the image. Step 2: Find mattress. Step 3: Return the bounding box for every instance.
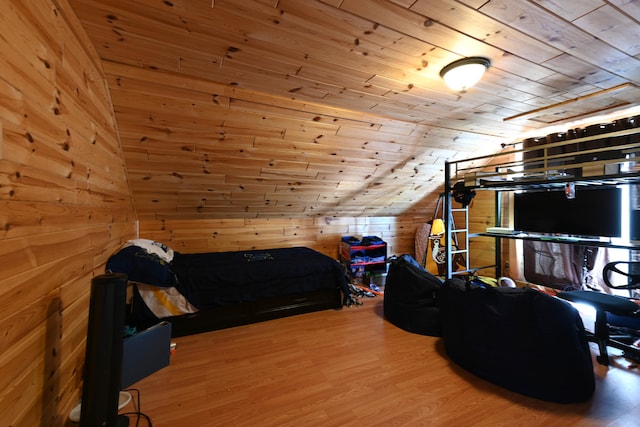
[106,240,349,335]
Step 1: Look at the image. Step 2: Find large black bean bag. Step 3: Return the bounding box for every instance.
[383,254,443,336]
[439,280,595,403]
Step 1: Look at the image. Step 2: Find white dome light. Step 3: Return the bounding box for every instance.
[440,57,491,92]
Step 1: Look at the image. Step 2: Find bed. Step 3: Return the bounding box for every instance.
[106,240,350,337]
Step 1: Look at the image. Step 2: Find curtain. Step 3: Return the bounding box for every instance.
[523,241,596,290]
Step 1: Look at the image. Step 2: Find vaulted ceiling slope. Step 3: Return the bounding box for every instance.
[69,0,640,220]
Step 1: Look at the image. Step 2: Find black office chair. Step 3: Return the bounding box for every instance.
[558,261,640,365]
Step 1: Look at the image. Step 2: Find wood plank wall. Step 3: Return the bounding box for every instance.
[0,1,499,425]
[137,192,497,270]
[139,214,430,259]
[0,1,136,425]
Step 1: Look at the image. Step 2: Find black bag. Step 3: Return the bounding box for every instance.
[383,254,443,336]
[439,280,595,403]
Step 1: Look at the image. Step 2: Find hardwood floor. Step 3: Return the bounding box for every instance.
[124,297,640,426]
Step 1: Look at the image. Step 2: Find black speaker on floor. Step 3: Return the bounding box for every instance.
[80,273,129,427]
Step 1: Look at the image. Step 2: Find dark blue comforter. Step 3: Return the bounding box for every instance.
[172,247,348,309]
[107,246,349,310]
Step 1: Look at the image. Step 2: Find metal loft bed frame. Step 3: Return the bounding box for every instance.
[443,124,640,280]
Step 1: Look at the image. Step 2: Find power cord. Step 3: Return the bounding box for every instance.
[121,388,153,427]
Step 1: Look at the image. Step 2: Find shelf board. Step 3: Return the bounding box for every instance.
[476,232,640,250]
[472,171,640,191]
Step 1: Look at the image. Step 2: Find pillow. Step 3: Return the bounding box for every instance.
[106,246,177,287]
[123,239,175,262]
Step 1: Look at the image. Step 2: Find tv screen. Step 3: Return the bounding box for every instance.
[514,187,622,238]
[632,185,640,241]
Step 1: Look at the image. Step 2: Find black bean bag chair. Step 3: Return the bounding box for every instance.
[383,254,443,336]
[439,280,595,403]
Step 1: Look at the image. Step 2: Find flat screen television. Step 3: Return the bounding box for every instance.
[514,187,622,238]
[632,185,640,241]
[632,209,640,241]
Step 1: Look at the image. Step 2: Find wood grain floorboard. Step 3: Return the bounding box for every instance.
[124,298,640,426]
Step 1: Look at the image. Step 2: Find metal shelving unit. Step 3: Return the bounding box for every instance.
[443,124,640,279]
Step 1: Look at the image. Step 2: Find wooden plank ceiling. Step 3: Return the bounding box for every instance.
[68,0,640,220]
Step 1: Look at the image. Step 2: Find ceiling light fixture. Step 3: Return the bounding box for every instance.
[440,57,491,92]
